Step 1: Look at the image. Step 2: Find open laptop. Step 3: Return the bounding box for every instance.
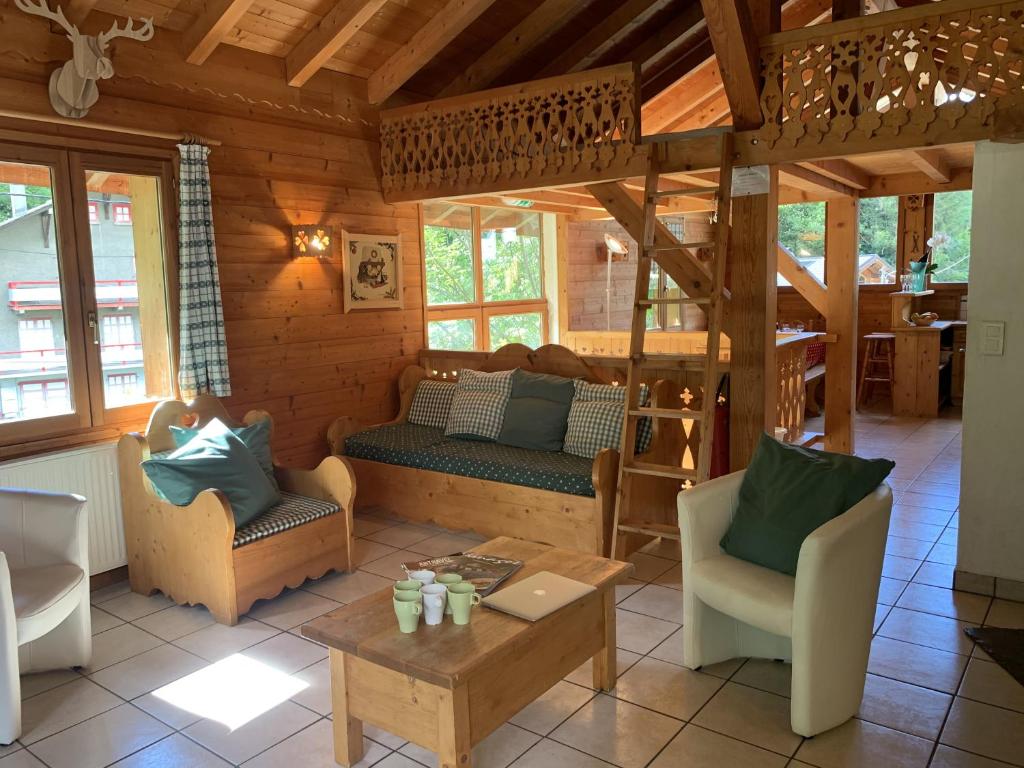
[482,571,596,621]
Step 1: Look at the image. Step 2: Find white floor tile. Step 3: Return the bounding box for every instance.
[247,589,341,630]
[183,701,319,764]
[110,733,232,767]
[244,720,391,768]
[173,618,279,662]
[241,632,327,675]
[89,643,208,700]
[19,678,122,745]
[29,704,171,768]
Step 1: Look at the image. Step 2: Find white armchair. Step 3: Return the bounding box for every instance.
[678,469,892,737]
[0,488,91,745]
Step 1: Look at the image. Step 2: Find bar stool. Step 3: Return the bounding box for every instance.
[857,333,895,410]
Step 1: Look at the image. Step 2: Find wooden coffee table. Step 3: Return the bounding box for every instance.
[302,536,633,768]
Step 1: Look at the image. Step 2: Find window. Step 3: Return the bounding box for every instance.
[17,379,69,419]
[17,318,56,356]
[105,373,139,406]
[930,191,972,283]
[0,145,174,446]
[777,203,825,287]
[112,202,132,225]
[857,196,898,284]
[423,202,548,351]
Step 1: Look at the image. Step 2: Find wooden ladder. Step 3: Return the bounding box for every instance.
[610,131,735,558]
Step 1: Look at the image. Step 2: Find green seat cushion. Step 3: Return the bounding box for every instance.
[344,424,595,497]
[142,419,281,528]
[170,419,276,488]
[720,433,895,576]
[498,370,575,452]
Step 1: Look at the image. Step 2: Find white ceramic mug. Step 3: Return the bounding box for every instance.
[408,569,436,585]
[420,583,447,626]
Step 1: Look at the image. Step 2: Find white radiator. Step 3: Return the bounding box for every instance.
[0,442,126,575]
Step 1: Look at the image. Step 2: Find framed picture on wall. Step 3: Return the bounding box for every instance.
[342,232,403,312]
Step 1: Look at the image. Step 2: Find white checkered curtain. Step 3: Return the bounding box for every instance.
[176,143,231,398]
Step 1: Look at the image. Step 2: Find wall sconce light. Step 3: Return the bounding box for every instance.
[292,225,333,259]
[601,233,630,262]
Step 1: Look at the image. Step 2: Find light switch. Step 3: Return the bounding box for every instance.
[982,321,1005,356]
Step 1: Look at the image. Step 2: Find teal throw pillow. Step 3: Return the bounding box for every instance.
[170,418,276,487]
[143,418,281,528]
[498,370,575,452]
[719,433,894,576]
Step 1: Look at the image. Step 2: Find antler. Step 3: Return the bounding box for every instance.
[13,0,76,35]
[98,16,154,48]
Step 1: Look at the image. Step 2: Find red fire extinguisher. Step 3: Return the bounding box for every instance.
[710,373,730,479]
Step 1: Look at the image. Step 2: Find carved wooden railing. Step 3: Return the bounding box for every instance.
[380,64,645,202]
[759,0,1024,153]
[776,332,830,445]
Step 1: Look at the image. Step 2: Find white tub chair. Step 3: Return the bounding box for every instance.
[678,470,892,737]
[0,488,91,745]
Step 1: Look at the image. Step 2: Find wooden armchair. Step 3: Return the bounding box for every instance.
[117,395,356,625]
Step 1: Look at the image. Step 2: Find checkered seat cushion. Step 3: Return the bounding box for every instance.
[233,491,340,548]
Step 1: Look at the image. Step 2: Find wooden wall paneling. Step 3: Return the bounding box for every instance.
[728,170,779,469]
[183,0,257,65]
[824,197,858,454]
[0,4,425,468]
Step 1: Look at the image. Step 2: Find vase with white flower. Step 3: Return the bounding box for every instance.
[907,233,949,291]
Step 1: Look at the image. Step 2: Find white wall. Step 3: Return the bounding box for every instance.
[958,141,1024,582]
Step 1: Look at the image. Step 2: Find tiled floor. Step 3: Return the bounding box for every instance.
[5,409,1024,768]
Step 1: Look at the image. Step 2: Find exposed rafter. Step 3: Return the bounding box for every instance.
[535,0,668,78]
[367,0,499,104]
[612,2,706,78]
[908,149,952,183]
[286,0,390,88]
[438,0,580,97]
[780,164,858,198]
[182,0,256,66]
[698,0,763,130]
[799,159,871,190]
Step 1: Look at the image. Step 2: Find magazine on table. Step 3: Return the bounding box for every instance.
[401,552,523,596]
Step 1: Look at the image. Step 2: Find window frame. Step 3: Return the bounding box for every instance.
[422,205,548,351]
[0,141,178,453]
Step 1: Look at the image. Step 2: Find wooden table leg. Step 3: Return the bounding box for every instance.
[437,684,472,768]
[592,588,617,691]
[330,648,364,767]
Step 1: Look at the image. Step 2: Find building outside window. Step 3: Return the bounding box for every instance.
[423,202,547,351]
[0,147,174,444]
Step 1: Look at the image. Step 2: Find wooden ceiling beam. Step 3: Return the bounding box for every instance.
[778,244,829,315]
[698,0,766,130]
[438,0,580,97]
[908,149,952,183]
[458,195,587,217]
[799,159,871,190]
[779,164,858,198]
[535,0,668,78]
[183,0,257,66]
[830,0,862,21]
[286,0,390,88]
[367,0,499,104]
[863,166,972,197]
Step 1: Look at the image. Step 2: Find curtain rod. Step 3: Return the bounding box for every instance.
[0,109,222,147]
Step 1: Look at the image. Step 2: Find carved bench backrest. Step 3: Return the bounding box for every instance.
[143,395,273,455]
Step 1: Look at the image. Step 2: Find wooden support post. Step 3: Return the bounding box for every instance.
[126,175,171,398]
[729,170,778,469]
[555,215,569,343]
[824,198,859,454]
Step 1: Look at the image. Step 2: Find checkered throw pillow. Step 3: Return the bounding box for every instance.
[407,379,456,429]
[563,380,653,459]
[444,368,514,441]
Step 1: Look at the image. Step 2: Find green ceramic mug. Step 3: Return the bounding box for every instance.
[394,579,423,596]
[447,582,480,626]
[393,591,422,633]
[436,573,463,615]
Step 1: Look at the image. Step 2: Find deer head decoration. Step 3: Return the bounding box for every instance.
[15,0,154,119]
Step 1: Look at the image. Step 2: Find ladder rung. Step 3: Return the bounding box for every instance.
[617,521,681,540]
[623,461,698,481]
[633,353,711,368]
[646,241,715,253]
[629,407,702,420]
[650,186,720,200]
[637,297,711,306]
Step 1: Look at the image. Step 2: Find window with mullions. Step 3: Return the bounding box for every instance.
[0,145,175,448]
[929,191,972,284]
[423,202,548,351]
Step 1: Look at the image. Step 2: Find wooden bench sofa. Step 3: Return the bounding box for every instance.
[328,344,682,558]
[118,395,356,625]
